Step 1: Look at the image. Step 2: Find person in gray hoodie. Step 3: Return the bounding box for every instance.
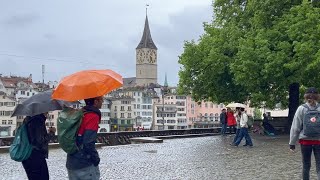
[289,87,320,180]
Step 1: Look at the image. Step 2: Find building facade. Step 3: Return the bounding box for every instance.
[0,92,16,136]
[110,97,135,132]
[99,98,111,133]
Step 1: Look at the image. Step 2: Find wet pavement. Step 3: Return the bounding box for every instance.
[0,134,316,180]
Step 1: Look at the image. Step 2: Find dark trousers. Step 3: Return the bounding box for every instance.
[234,128,253,146]
[232,128,240,144]
[22,150,49,180]
[301,144,320,180]
[221,123,227,135]
[228,125,235,134]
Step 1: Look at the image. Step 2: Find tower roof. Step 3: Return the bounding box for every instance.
[164,73,168,87]
[136,15,157,50]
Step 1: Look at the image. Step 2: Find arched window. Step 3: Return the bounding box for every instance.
[215,113,219,121]
[210,113,214,121]
[100,128,107,132]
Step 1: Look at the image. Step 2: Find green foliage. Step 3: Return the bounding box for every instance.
[253,108,262,119]
[178,0,320,108]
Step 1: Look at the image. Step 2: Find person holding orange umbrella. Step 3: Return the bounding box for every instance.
[66,96,103,180]
[52,69,123,180]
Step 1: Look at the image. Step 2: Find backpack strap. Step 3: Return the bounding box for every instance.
[302,103,320,111]
[302,104,310,110]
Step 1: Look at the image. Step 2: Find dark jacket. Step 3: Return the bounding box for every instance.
[220,112,227,124]
[26,114,49,158]
[66,105,101,170]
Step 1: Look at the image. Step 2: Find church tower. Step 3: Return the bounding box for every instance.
[136,13,157,86]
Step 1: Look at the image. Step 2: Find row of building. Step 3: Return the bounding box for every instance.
[0,74,255,136]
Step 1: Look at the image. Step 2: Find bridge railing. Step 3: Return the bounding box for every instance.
[0,128,221,147]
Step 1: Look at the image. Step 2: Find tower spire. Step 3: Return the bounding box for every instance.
[164,73,168,87]
[136,5,157,50]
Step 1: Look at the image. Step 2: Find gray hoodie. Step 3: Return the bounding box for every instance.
[289,103,320,145]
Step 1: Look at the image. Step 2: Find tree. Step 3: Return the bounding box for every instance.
[178,0,320,129]
[253,108,262,120]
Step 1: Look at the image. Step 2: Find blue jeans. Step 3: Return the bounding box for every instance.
[301,144,320,180]
[234,128,253,146]
[221,123,227,135]
[68,165,100,180]
[232,128,240,144]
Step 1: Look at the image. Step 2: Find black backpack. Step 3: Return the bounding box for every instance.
[302,104,320,137]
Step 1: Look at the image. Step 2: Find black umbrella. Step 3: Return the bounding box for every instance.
[11,90,78,117]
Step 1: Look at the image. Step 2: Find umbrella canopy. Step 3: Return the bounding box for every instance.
[11,90,77,117]
[226,103,246,108]
[52,69,123,101]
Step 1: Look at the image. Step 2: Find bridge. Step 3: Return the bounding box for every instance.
[0,132,316,180]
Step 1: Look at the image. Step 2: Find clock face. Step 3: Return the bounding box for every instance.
[137,50,144,64]
[148,50,157,63]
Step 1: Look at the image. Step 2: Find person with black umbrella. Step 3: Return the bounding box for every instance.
[22,113,50,180]
[11,90,76,180]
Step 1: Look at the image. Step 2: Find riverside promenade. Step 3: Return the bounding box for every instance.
[0,134,314,180]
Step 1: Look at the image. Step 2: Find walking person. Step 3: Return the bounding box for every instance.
[233,108,253,147]
[66,96,103,180]
[220,109,227,135]
[231,108,241,145]
[289,87,320,180]
[22,113,50,180]
[226,108,237,134]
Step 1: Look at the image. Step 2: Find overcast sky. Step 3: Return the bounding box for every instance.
[0,0,212,86]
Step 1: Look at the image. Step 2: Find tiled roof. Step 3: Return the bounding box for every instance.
[0,76,32,88]
[123,77,136,88]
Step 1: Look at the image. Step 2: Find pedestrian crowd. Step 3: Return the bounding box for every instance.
[219,87,320,180]
[220,107,253,147]
[8,69,123,180]
[16,96,103,180]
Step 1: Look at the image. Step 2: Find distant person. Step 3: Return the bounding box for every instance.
[220,109,227,135]
[263,113,269,123]
[233,108,253,147]
[22,113,50,180]
[66,96,103,180]
[231,108,241,145]
[262,113,276,135]
[289,87,320,180]
[48,126,56,143]
[226,108,236,134]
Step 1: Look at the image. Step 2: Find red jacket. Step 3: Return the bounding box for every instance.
[227,112,237,126]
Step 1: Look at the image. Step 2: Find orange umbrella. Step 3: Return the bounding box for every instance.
[52,69,123,101]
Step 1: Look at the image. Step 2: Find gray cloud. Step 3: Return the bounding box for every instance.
[4,13,40,27]
[0,0,212,86]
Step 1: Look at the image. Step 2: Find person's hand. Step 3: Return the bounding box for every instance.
[289,145,295,153]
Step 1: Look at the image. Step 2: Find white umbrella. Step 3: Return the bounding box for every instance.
[226,103,246,108]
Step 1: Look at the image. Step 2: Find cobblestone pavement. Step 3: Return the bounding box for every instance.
[0,134,316,180]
